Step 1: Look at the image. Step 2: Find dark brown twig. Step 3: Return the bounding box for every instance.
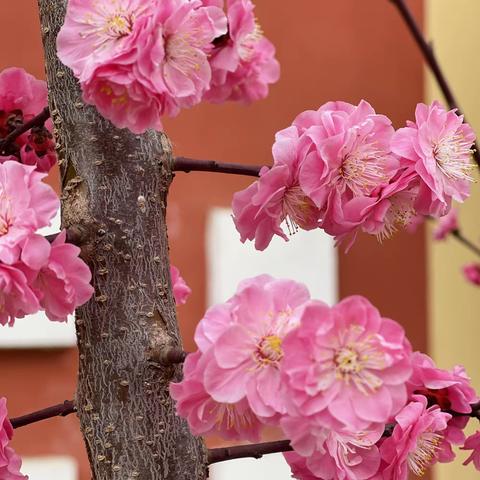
[451,230,480,257]
[208,440,292,464]
[173,157,263,177]
[11,400,76,429]
[207,402,480,464]
[389,0,480,167]
[0,107,50,155]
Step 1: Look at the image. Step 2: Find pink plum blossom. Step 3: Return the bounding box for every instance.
[284,426,382,480]
[284,452,321,480]
[407,351,478,414]
[170,350,262,441]
[297,101,399,234]
[170,265,191,306]
[378,396,451,479]
[205,0,280,104]
[332,169,420,247]
[0,161,59,265]
[232,126,321,250]
[18,128,57,174]
[392,101,475,215]
[463,263,480,286]
[200,275,310,417]
[437,416,469,463]
[31,230,94,322]
[0,67,56,171]
[0,263,39,326]
[0,398,27,479]
[433,208,458,240]
[281,296,412,432]
[462,431,480,470]
[58,0,227,133]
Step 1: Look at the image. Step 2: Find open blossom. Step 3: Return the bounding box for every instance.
[31,231,94,322]
[463,263,480,286]
[297,101,399,234]
[0,67,55,172]
[281,296,412,432]
[0,264,39,326]
[232,126,321,251]
[170,350,262,441]
[284,427,382,480]
[392,101,475,215]
[170,265,191,306]
[333,169,419,247]
[205,0,280,104]
[0,161,59,265]
[0,398,28,479]
[58,0,227,133]
[407,352,478,414]
[283,453,321,480]
[462,431,480,470]
[433,208,458,240]
[378,396,451,479]
[201,275,310,417]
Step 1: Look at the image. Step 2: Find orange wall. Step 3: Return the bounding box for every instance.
[0,1,425,479]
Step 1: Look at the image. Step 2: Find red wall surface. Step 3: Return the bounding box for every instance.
[0,1,425,479]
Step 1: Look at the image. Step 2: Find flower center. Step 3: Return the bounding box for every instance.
[335,347,361,374]
[407,431,442,477]
[329,328,386,394]
[165,33,201,75]
[282,185,318,235]
[0,196,13,236]
[255,335,283,366]
[338,144,390,196]
[433,134,474,182]
[239,18,263,61]
[377,190,417,241]
[104,13,133,38]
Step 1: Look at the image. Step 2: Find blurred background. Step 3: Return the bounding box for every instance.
[0,0,479,479]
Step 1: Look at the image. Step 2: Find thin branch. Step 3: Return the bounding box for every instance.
[11,400,76,429]
[173,157,263,177]
[208,440,292,464]
[207,402,480,464]
[389,0,480,167]
[0,107,50,155]
[451,230,480,257]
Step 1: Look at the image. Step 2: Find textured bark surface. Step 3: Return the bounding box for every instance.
[36,1,207,479]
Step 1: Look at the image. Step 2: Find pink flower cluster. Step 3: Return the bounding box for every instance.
[233,100,476,250]
[57,0,279,133]
[171,274,479,480]
[0,68,57,173]
[0,398,27,479]
[0,161,94,325]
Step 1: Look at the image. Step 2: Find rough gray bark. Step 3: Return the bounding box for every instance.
[36,1,207,479]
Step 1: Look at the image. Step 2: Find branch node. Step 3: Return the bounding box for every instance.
[149,346,188,366]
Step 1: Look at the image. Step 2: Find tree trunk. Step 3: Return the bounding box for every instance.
[36,2,207,479]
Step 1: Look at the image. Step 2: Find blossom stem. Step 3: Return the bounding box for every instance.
[451,230,480,257]
[0,107,51,155]
[10,400,76,429]
[389,0,480,168]
[173,157,263,177]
